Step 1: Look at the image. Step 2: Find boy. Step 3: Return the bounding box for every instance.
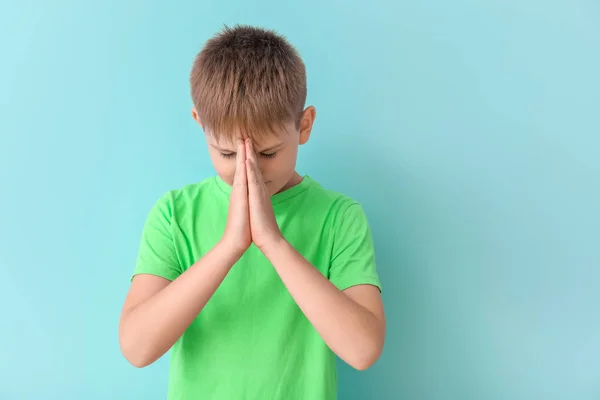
[119,25,385,400]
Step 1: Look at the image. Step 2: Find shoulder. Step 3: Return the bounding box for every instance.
[169,176,220,202]
[304,176,366,220]
[147,176,223,219]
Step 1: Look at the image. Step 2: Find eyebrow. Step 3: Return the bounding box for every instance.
[210,143,285,153]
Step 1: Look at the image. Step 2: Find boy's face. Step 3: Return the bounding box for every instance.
[193,107,316,196]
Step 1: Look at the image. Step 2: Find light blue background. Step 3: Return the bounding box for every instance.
[1,1,599,399]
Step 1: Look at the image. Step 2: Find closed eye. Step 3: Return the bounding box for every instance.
[219,152,276,159]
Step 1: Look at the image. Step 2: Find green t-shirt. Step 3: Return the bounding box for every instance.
[133,175,381,400]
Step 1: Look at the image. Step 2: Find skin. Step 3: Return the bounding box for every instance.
[118,106,386,371]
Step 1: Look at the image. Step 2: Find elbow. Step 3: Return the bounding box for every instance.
[347,329,385,371]
[120,340,155,368]
[124,352,153,369]
[126,357,150,369]
[351,359,375,372]
[349,353,379,371]
[119,329,156,368]
[120,340,149,368]
[345,340,384,371]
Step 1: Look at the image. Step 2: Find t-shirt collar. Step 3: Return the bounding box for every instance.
[215,174,313,205]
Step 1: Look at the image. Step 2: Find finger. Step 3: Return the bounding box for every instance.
[247,159,270,208]
[245,139,258,167]
[246,157,259,186]
[231,140,248,218]
[233,139,247,188]
[246,139,266,186]
[245,139,258,183]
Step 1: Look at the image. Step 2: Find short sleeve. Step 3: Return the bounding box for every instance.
[132,193,182,281]
[328,203,382,292]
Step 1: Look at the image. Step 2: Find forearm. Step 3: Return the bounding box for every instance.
[120,240,242,367]
[261,239,384,370]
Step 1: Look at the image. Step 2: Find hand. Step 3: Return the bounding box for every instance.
[245,139,284,250]
[221,139,251,255]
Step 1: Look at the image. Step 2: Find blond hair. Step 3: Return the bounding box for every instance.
[190,25,307,142]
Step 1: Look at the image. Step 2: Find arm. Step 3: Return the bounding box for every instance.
[120,139,251,368]
[118,241,243,368]
[262,240,385,370]
[245,140,385,370]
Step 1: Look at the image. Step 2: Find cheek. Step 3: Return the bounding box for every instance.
[267,154,296,178]
[211,155,236,185]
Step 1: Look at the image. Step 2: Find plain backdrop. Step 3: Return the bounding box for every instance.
[1,0,599,399]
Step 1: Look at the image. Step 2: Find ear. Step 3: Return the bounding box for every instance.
[191,107,203,128]
[298,106,316,145]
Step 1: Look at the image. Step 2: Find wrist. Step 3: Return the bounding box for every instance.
[217,237,248,261]
[258,235,289,259]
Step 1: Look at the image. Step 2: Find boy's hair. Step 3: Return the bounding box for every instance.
[190,25,307,142]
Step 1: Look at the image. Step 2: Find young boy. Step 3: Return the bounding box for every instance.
[119,24,385,400]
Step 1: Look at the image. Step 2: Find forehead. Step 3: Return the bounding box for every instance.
[206,123,296,149]
[208,133,281,148]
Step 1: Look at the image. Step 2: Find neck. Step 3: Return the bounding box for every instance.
[277,171,303,193]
